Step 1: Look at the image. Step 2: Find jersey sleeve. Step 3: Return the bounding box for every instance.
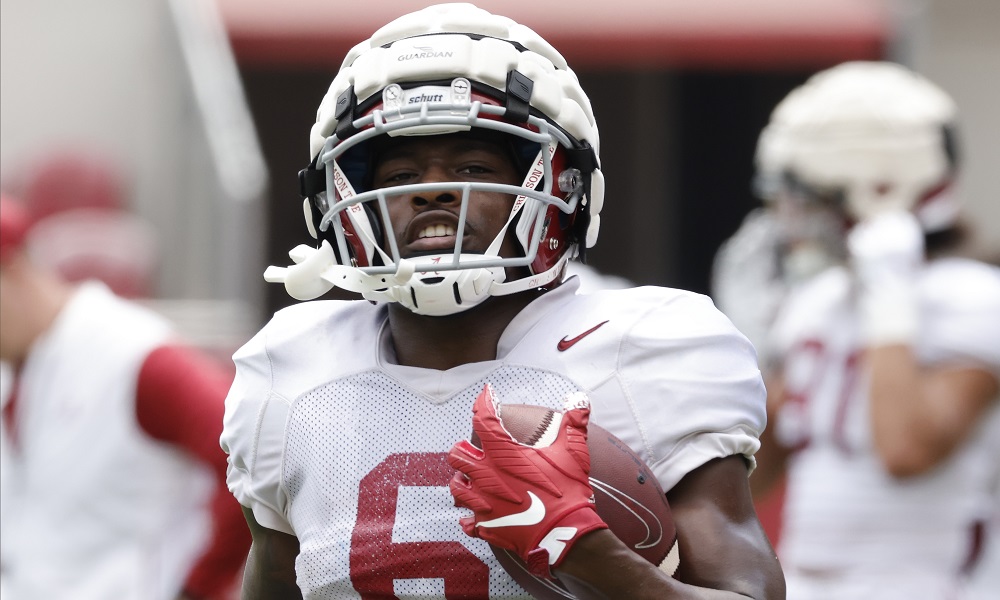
[135,344,252,598]
[920,261,1000,376]
[220,326,296,535]
[618,290,767,492]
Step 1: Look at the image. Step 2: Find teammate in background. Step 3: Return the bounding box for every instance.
[222,3,783,598]
[0,194,250,600]
[728,62,1000,599]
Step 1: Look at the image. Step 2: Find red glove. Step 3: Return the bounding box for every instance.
[448,384,608,578]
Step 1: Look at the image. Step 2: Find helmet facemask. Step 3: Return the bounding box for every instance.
[770,172,850,283]
[291,78,597,316]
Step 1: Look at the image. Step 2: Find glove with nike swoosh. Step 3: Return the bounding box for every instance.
[448,384,608,579]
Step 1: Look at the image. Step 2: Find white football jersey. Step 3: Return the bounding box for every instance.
[770,258,1000,599]
[222,277,765,599]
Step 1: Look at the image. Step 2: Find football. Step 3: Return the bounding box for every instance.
[472,403,680,599]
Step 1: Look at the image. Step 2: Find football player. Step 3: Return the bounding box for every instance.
[712,77,841,370]
[0,194,251,599]
[743,62,1000,599]
[222,3,784,598]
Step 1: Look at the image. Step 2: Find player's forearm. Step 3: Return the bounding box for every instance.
[557,530,771,599]
[557,530,676,599]
[867,344,997,476]
[867,344,928,475]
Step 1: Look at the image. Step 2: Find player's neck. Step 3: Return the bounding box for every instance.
[386,290,545,370]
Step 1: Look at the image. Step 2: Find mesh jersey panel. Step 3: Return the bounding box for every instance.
[285,366,579,599]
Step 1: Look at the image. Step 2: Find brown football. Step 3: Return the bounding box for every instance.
[472,403,679,599]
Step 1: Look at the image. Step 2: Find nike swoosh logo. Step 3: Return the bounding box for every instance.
[477,491,546,528]
[590,478,664,550]
[557,320,609,352]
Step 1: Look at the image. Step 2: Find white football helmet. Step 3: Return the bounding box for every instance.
[779,61,960,232]
[752,61,961,282]
[265,3,604,316]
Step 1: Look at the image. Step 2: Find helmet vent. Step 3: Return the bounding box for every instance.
[504,70,533,123]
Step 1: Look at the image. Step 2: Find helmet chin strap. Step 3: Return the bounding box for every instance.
[489,253,569,296]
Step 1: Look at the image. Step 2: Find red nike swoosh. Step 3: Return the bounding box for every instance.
[557,320,609,351]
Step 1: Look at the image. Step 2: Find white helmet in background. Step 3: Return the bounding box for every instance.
[753,61,962,282]
[751,73,851,283]
[267,3,604,316]
[780,61,960,232]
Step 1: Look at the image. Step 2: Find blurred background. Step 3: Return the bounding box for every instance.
[2,0,998,346]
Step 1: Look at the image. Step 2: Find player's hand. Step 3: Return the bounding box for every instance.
[448,384,608,579]
[847,210,924,288]
[847,211,923,344]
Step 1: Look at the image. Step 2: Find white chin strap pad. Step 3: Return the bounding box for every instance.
[264,240,416,302]
[386,261,507,316]
[387,252,569,316]
[263,247,568,316]
[263,242,337,301]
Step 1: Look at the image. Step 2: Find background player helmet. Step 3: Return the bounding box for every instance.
[752,61,960,282]
[753,77,850,282]
[290,3,604,316]
[19,152,126,222]
[778,61,960,233]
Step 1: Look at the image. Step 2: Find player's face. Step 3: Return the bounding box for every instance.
[772,188,848,281]
[371,134,523,260]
